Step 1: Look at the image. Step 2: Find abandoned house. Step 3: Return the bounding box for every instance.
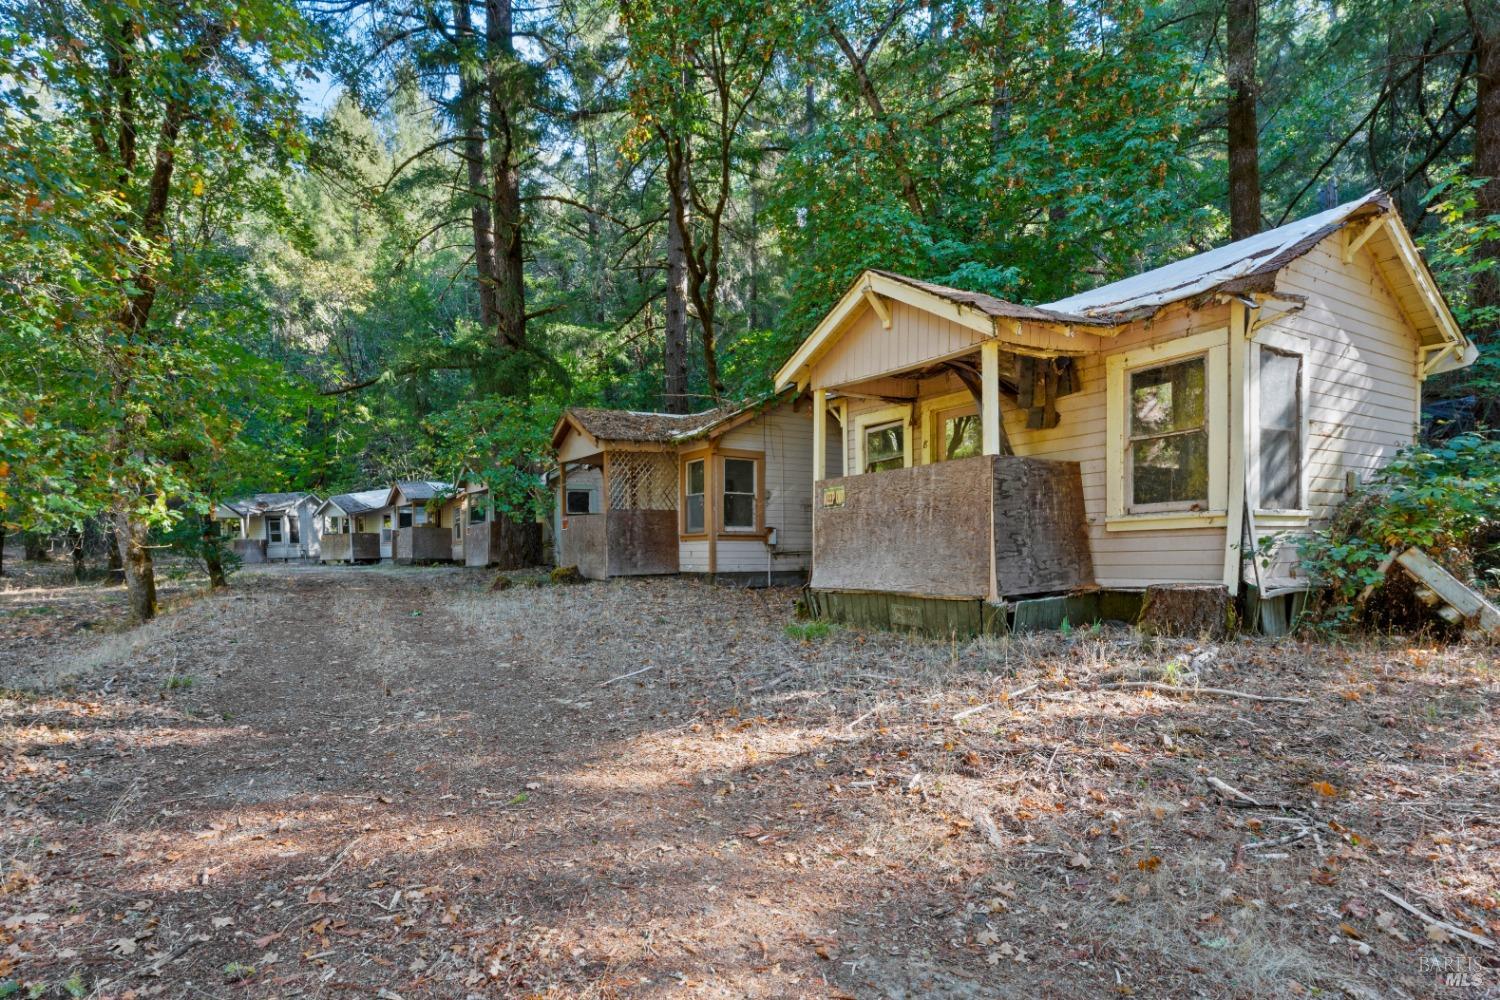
[215,492,323,563]
[315,488,394,563]
[550,390,830,584]
[772,190,1475,634]
[448,469,543,569]
[386,480,454,564]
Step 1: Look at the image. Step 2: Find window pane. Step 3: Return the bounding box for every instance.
[685,494,704,533]
[414,507,427,525]
[723,494,755,529]
[566,490,591,514]
[1131,429,1208,506]
[864,422,904,473]
[944,413,982,460]
[723,458,755,495]
[1130,359,1205,437]
[289,518,299,542]
[1259,349,1301,509]
[469,503,485,523]
[687,459,705,495]
[398,508,413,528]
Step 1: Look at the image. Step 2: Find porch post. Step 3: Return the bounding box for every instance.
[812,388,827,486]
[981,340,1001,456]
[556,460,567,565]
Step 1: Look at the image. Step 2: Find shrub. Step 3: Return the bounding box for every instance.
[1299,432,1500,624]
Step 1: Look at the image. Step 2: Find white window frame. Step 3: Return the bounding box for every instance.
[564,488,596,516]
[267,516,284,544]
[719,455,759,534]
[683,457,707,535]
[1247,327,1312,524]
[853,404,913,475]
[1105,328,1229,531]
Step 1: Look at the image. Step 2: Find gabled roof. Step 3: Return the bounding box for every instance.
[315,488,392,517]
[551,390,794,453]
[387,480,452,505]
[222,491,321,517]
[775,190,1473,390]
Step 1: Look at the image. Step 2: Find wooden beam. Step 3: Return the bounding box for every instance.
[863,287,892,330]
[812,388,827,487]
[1341,215,1385,264]
[1396,547,1500,635]
[981,340,1001,456]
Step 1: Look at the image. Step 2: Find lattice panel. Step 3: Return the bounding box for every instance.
[608,451,678,511]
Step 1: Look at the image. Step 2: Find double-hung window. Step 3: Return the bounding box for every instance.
[721,458,757,532]
[863,421,905,473]
[1257,348,1303,511]
[1127,357,1209,511]
[684,458,706,534]
[267,517,283,543]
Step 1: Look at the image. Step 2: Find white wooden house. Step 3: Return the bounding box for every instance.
[772,191,1475,632]
[216,492,323,562]
[314,488,393,563]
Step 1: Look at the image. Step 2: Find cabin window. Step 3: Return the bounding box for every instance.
[382,513,392,530]
[1127,356,1208,510]
[684,458,706,534]
[1258,348,1302,510]
[934,405,982,462]
[453,515,463,541]
[398,507,413,529]
[565,489,593,515]
[413,506,428,526]
[863,421,905,474]
[266,517,283,543]
[288,516,299,544]
[721,457,757,532]
[468,500,487,524]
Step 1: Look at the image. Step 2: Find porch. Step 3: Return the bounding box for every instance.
[320,532,380,563]
[557,449,679,581]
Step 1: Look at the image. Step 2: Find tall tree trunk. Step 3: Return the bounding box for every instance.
[106,520,123,580]
[68,526,85,582]
[1468,1,1499,341]
[487,0,527,359]
[201,513,227,589]
[23,532,48,561]
[1226,0,1262,239]
[664,135,690,413]
[115,509,156,623]
[0,525,7,577]
[828,24,925,220]
[455,0,500,334]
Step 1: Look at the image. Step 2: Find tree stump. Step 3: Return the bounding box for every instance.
[1137,584,1231,639]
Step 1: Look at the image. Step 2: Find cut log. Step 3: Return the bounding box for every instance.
[1136,584,1231,639]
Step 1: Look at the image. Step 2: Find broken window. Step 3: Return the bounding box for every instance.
[1258,348,1302,510]
[288,515,299,544]
[722,458,757,532]
[398,507,413,529]
[1128,357,1208,509]
[565,489,593,515]
[863,421,905,474]
[684,458,705,534]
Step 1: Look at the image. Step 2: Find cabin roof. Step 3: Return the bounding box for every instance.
[319,488,392,516]
[389,480,452,503]
[223,491,319,516]
[552,390,793,452]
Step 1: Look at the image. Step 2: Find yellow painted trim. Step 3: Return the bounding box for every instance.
[1341,215,1384,264]
[1106,512,1229,532]
[1223,305,1249,594]
[916,390,976,464]
[980,339,1002,456]
[1246,325,1312,518]
[812,388,827,486]
[863,287,891,329]
[1251,511,1312,528]
[852,402,914,475]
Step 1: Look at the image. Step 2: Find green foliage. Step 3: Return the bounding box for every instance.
[784,620,835,642]
[1421,172,1500,402]
[1299,433,1500,616]
[423,396,558,522]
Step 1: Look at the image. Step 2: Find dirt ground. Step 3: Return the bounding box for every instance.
[1,558,1497,999]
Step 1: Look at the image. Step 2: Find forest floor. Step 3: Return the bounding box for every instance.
[1,558,1497,999]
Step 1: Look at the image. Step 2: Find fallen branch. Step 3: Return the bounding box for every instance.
[1100,681,1310,705]
[951,683,1040,723]
[1377,888,1497,951]
[600,664,658,687]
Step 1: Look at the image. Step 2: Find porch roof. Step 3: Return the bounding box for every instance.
[551,390,794,455]
[316,488,391,518]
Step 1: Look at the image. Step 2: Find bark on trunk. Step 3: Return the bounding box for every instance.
[0,525,7,577]
[115,509,156,623]
[828,24,925,220]
[664,144,690,413]
[455,0,500,333]
[106,521,124,580]
[1226,0,1262,239]
[1469,1,1499,349]
[69,526,85,582]
[487,0,527,358]
[202,513,227,589]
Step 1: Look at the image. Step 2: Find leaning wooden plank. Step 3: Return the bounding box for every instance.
[1395,547,1500,634]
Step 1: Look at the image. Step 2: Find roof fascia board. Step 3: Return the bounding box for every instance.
[774,275,877,390]
[1378,214,1466,347]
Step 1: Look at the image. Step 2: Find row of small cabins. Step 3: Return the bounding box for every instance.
[225,193,1478,634]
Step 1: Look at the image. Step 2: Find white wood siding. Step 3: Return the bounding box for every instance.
[812,300,986,389]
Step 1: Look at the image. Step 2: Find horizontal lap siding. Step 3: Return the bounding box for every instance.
[1006,302,1232,589]
[1270,236,1420,529]
[815,301,985,388]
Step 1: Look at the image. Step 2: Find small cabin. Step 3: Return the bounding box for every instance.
[450,470,543,569]
[315,488,393,563]
[550,391,828,584]
[773,191,1475,633]
[216,492,323,563]
[387,480,454,564]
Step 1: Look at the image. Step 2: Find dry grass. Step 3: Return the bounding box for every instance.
[0,566,1495,998]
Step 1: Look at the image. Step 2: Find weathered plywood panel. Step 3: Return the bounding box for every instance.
[396,525,452,563]
[992,459,1093,596]
[232,539,268,564]
[812,456,995,598]
[606,509,678,576]
[466,517,542,569]
[561,514,607,579]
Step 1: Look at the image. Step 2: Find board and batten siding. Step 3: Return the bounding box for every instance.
[814,299,986,389]
[677,402,817,575]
